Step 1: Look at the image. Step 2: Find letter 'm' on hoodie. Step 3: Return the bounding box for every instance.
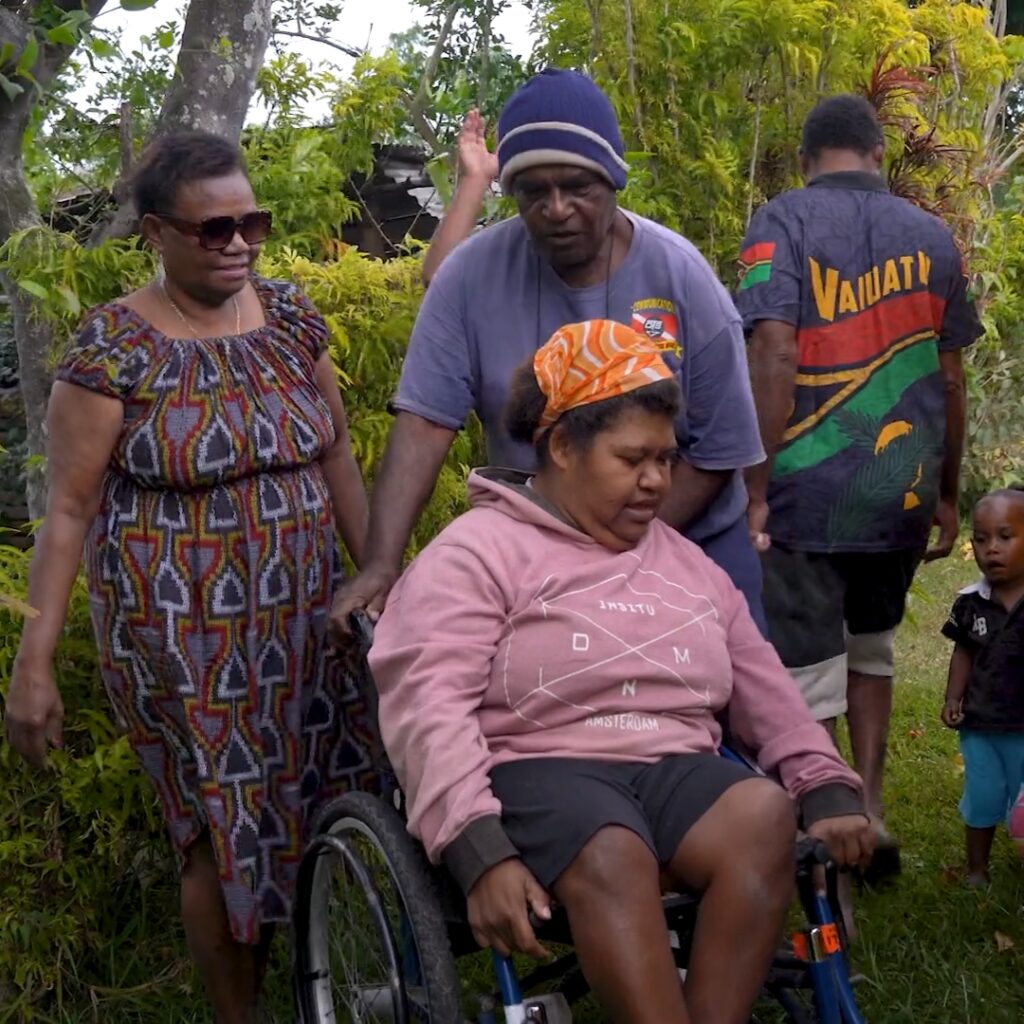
[368,471,862,866]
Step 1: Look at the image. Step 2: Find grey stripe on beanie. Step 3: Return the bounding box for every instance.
[497,69,629,191]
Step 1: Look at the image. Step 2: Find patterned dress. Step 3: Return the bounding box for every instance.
[57,277,380,943]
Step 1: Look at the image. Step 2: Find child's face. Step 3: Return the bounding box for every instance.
[972,495,1024,586]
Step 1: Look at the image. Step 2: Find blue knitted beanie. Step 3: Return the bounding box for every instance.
[497,68,629,192]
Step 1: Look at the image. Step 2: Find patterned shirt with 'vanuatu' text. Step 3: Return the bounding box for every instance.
[734,171,982,553]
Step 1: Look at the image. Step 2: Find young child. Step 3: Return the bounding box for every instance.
[941,487,1024,886]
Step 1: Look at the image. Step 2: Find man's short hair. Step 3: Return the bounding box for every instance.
[801,95,884,159]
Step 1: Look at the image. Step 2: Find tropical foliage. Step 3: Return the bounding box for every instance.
[2,0,1024,1017]
[533,0,1024,498]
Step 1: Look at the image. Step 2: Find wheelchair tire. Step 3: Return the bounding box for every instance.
[293,791,463,1023]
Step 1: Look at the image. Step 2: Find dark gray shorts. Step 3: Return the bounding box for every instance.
[761,545,923,719]
[762,545,923,667]
[489,754,756,889]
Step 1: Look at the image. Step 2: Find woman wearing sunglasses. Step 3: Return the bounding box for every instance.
[5,131,368,1024]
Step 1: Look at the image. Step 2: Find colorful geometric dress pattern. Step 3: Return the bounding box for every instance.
[56,278,380,943]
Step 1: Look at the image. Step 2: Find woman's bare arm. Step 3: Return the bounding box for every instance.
[8,382,122,765]
[16,382,123,665]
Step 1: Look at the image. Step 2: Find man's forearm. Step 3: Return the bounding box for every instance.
[422,175,491,287]
[940,359,967,502]
[364,412,457,571]
[658,462,731,533]
[746,321,798,501]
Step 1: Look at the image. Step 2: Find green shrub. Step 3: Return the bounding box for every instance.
[0,544,176,1019]
[259,247,483,553]
[959,176,1024,509]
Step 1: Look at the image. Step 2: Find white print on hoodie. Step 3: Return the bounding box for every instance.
[369,469,862,864]
[503,564,717,729]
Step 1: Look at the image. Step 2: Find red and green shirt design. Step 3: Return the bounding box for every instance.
[738,241,776,291]
[734,173,981,552]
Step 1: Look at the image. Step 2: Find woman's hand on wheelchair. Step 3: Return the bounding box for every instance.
[807,814,875,870]
[467,858,553,960]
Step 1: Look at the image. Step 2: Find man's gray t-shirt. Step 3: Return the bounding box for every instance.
[394,212,764,542]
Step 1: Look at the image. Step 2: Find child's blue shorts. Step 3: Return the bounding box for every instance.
[959,730,1024,828]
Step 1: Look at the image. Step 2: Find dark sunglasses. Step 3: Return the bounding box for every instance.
[155,210,273,250]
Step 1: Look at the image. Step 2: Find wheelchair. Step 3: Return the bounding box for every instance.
[293,619,868,1024]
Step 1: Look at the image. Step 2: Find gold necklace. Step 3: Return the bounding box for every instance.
[161,281,241,338]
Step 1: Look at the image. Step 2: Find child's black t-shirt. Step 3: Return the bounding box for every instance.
[942,581,1024,730]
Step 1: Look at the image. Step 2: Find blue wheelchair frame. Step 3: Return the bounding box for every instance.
[484,746,866,1023]
[369,752,867,1024]
[331,612,868,1024]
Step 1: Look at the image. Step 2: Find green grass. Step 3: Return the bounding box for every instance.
[848,554,1024,1024]
[37,555,1024,1022]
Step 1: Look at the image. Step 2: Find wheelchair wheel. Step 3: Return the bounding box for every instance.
[293,791,463,1023]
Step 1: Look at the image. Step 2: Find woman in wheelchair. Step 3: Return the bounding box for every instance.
[367,320,874,1024]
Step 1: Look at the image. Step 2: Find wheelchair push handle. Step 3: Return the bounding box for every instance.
[349,609,375,651]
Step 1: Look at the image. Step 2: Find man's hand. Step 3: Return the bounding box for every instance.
[458,109,498,185]
[924,497,959,562]
[747,496,771,553]
[941,697,965,728]
[329,562,398,644]
[5,656,64,768]
[467,859,552,960]
[807,815,875,870]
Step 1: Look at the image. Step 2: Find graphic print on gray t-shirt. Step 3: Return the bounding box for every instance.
[394,213,764,543]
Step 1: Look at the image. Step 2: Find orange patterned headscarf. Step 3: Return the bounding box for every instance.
[533,320,674,440]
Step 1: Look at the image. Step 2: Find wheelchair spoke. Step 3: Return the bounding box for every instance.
[318,842,405,1023]
[314,831,431,1023]
[295,794,463,1024]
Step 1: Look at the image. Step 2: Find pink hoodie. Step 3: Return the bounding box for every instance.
[369,470,862,866]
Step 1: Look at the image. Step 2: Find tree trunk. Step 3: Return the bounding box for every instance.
[94,0,274,243]
[477,0,492,111]
[0,177,48,520]
[745,56,767,230]
[663,0,679,143]
[0,0,108,519]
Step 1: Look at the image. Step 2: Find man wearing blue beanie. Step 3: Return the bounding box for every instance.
[495,67,629,192]
[338,67,766,628]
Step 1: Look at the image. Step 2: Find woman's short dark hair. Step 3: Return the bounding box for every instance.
[505,359,682,463]
[132,130,247,219]
[801,95,883,159]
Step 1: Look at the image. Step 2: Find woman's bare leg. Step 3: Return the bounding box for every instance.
[180,836,261,1024]
[667,779,797,1024]
[554,826,689,1024]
